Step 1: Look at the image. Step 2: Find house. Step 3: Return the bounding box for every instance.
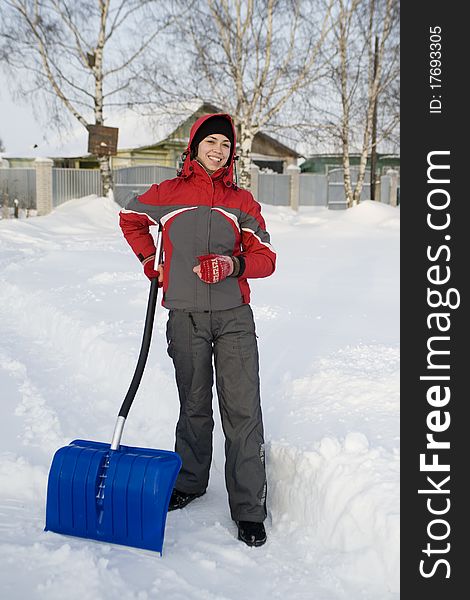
[300,153,400,175]
[108,102,301,173]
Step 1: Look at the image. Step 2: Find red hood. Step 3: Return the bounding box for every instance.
[180,113,237,186]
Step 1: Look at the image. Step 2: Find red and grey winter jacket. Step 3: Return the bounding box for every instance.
[119,113,276,311]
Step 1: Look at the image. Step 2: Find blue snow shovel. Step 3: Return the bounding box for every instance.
[45,228,181,554]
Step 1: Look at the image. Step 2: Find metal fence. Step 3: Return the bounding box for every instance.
[113,165,175,185]
[52,168,102,207]
[379,173,400,206]
[327,167,371,209]
[2,162,398,215]
[299,174,328,206]
[113,165,176,208]
[0,168,36,209]
[258,173,290,206]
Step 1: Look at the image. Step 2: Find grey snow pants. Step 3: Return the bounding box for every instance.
[166,303,267,522]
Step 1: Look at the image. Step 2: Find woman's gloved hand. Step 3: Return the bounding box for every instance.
[142,254,164,286]
[194,254,234,283]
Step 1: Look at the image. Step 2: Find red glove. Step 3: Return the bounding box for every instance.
[195,254,234,284]
[142,255,163,286]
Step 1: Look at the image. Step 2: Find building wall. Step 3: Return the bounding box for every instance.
[300,154,400,174]
[252,136,297,169]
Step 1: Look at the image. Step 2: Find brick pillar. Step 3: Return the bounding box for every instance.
[387,169,399,207]
[287,164,301,211]
[35,157,53,216]
[250,164,260,199]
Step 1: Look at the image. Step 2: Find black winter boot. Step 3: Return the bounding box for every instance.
[168,489,206,511]
[237,521,267,547]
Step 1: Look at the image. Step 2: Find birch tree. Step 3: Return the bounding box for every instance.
[135,0,334,189]
[328,0,399,206]
[0,0,172,195]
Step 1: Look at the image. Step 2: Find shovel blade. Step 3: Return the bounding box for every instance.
[45,439,182,554]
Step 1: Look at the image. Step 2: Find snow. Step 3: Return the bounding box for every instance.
[0,196,399,599]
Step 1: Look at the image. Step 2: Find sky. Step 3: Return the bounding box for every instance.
[0,90,53,156]
[0,88,151,158]
[0,87,201,159]
[0,85,169,158]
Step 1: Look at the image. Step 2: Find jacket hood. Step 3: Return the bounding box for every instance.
[180,113,237,186]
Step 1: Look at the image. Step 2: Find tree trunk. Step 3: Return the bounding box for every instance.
[98,155,113,197]
[370,35,379,200]
[352,1,392,205]
[338,2,354,208]
[237,124,255,190]
[93,1,112,198]
[352,63,380,204]
[340,86,354,207]
[353,140,372,204]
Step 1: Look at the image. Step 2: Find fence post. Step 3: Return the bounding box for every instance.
[1,158,8,218]
[379,174,389,204]
[375,179,381,202]
[387,169,399,207]
[250,164,260,199]
[35,157,53,216]
[287,164,301,211]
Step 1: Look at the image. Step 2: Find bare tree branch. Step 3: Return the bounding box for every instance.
[140,0,336,188]
[0,0,172,195]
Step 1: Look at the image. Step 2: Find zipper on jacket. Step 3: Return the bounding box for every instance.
[196,163,216,312]
[207,179,215,251]
[206,174,215,311]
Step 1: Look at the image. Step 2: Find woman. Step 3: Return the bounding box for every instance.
[119,113,276,547]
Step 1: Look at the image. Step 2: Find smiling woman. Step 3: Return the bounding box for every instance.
[119,112,276,548]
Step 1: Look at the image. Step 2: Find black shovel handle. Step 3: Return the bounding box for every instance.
[118,228,163,419]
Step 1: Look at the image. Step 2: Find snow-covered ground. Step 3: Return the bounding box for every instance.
[0,196,399,599]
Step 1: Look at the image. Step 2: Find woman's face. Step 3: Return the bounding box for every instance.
[196,134,231,173]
